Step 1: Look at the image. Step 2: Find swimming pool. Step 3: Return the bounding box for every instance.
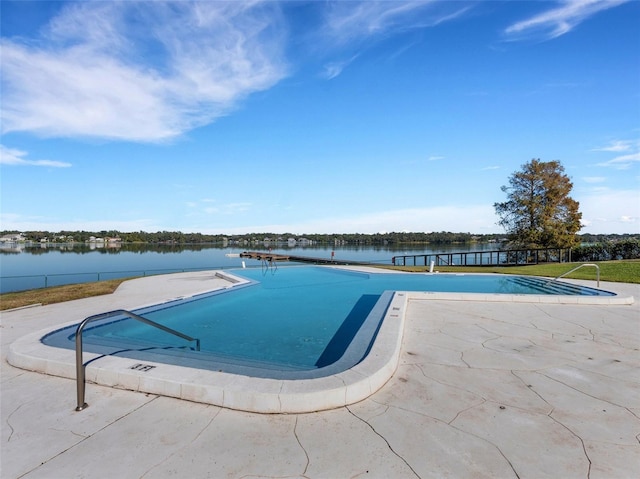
[42,266,614,380]
[10,266,630,413]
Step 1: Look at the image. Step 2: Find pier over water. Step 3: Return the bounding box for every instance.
[239,251,371,265]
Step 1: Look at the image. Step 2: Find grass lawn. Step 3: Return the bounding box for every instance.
[1,260,638,311]
[1,279,128,311]
[382,259,640,284]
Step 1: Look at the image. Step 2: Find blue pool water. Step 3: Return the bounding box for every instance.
[43,266,614,378]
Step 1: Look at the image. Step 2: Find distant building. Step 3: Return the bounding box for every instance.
[0,233,26,243]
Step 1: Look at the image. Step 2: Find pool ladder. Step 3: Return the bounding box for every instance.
[544,263,600,288]
[75,309,200,411]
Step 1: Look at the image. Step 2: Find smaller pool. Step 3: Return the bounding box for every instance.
[42,267,615,379]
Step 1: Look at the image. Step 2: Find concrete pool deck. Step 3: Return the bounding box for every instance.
[2,269,639,478]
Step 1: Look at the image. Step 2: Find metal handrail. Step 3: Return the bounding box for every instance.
[75,309,200,411]
[544,263,600,288]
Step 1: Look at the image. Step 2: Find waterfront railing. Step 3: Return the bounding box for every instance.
[392,248,572,267]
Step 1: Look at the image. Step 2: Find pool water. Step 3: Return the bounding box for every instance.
[43,266,613,377]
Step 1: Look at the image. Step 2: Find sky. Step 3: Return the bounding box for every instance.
[1,0,638,236]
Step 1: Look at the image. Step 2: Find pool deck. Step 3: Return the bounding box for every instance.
[2,269,639,478]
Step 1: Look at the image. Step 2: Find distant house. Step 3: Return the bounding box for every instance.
[0,233,25,243]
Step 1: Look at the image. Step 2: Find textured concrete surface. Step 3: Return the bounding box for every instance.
[1,271,638,478]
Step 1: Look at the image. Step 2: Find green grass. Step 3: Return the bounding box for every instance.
[1,279,128,311]
[376,259,640,284]
[1,260,637,311]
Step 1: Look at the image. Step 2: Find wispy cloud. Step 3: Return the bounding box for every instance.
[593,139,640,169]
[318,1,473,78]
[592,139,636,152]
[322,55,359,80]
[504,0,630,41]
[1,1,476,136]
[427,155,445,161]
[0,145,71,167]
[323,1,472,45]
[187,199,252,216]
[597,152,640,170]
[581,176,606,183]
[0,1,288,142]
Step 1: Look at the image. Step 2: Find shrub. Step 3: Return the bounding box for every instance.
[573,239,640,261]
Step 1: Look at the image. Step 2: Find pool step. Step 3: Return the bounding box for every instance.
[508,276,600,296]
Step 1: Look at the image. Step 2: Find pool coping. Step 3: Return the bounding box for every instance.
[6,269,634,414]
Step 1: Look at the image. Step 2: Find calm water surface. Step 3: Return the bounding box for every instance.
[0,243,501,293]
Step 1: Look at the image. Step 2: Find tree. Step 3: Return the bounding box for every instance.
[494,159,582,249]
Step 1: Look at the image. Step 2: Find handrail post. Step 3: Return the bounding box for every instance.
[74,309,200,411]
[75,319,89,411]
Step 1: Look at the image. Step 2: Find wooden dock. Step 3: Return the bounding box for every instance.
[239,251,290,262]
[239,251,370,266]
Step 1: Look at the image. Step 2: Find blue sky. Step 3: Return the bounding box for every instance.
[1,0,638,235]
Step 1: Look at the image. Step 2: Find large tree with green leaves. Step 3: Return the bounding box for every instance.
[494,159,582,248]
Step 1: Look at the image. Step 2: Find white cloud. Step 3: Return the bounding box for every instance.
[0,145,71,167]
[314,0,473,79]
[505,0,630,41]
[0,1,476,139]
[324,1,472,45]
[597,152,640,170]
[198,204,500,235]
[322,55,359,80]
[579,189,640,234]
[592,139,635,152]
[220,203,253,215]
[7,194,637,235]
[187,199,252,217]
[0,1,288,142]
[581,176,606,183]
[427,155,445,161]
[593,139,640,169]
[0,213,160,233]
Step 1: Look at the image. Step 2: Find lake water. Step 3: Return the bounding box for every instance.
[0,242,502,293]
